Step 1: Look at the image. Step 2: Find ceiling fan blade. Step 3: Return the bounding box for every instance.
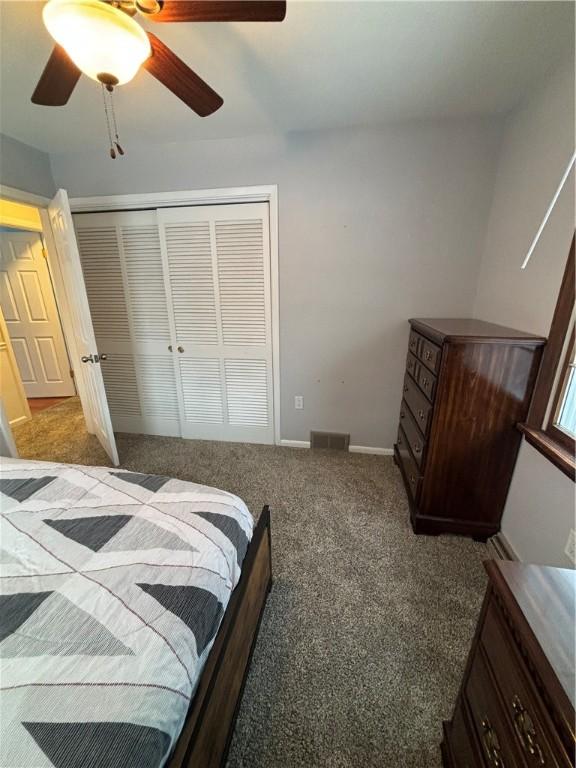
[150,1,286,22]
[31,45,81,106]
[144,33,223,116]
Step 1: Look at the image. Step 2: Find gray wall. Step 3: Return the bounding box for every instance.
[473,55,575,567]
[51,118,502,447]
[0,133,56,198]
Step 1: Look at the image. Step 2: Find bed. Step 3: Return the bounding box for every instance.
[0,458,272,768]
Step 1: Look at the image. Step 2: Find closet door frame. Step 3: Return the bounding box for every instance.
[69,186,281,445]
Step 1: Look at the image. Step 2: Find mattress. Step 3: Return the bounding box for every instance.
[0,458,253,768]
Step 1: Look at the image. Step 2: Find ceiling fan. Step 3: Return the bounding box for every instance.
[31,0,287,117]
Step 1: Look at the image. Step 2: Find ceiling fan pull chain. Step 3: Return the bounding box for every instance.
[109,91,125,156]
[101,83,116,159]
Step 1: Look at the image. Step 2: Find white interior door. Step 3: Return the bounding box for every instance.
[46,190,119,466]
[158,203,274,444]
[0,306,31,427]
[0,230,75,397]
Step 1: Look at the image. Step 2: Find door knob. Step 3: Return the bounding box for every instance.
[99,354,107,361]
[178,346,184,353]
[168,345,173,352]
[81,355,94,364]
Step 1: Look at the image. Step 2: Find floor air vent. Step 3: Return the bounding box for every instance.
[310,431,350,451]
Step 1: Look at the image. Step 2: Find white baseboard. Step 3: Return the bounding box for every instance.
[349,445,393,456]
[278,439,393,456]
[278,439,310,449]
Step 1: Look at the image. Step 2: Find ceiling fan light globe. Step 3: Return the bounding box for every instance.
[42,0,151,86]
[135,0,162,15]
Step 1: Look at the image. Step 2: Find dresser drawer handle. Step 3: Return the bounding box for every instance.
[418,409,425,420]
[413,444,422,454]
[422,377,429,387]
[425,350,432,361]
[410,474,416,484]
[481,718,506,768]
[403,385,409,393]
[400,410,406,419]
[512,696,545,765]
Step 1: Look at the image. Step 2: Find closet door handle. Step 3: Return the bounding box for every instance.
[168,345,173,352]
[178,346,184,353]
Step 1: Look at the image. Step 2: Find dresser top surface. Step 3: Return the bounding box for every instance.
[486,560,575,710]
[410,318,546,344]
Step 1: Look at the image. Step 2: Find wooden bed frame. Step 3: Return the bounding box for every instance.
[167,505,273,768]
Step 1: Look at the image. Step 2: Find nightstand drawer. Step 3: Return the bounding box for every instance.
[481,600,571,767]
[402,373,433,436]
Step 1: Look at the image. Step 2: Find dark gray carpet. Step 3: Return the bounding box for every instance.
[13,397,488,767]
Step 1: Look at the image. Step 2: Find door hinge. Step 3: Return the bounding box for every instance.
[70,369,75,379]
[41,247,48,259]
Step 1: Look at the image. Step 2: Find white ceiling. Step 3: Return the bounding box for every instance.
[0,0,573,154]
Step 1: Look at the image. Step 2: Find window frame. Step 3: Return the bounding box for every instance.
[519,234,575,481]
[546,324,575,451]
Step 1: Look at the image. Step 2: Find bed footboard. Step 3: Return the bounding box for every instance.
[167,505,273,768]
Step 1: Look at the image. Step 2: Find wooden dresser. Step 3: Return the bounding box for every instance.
[394,319,545,540]
[442,560,575,768]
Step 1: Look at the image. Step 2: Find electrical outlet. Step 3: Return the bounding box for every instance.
[565,529,576,564]
[294,395,304,410]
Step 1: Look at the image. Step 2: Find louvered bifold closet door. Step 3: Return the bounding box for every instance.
[157,203,274,444]
[74,211,180,436]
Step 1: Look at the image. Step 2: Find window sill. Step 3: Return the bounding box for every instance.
[518,424,575,482]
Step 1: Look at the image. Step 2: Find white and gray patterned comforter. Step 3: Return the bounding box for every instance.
[0,458,253,768]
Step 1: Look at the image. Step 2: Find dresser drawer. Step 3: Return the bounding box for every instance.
[481,599,571,767]
[397,426,421,501]
[418,335,442,374]
[416,365,436,402]
[445,700,483,768]
[402,373,433,436]
[466,649,523,767]
[406,352,420,381]
[399,399,426,467]
[408,329,421,357]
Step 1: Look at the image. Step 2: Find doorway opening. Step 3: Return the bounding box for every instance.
[0,197,100,463]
